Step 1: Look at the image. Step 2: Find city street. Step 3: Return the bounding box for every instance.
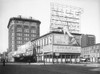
[0,63,100,74]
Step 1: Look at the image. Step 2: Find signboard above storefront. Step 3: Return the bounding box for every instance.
[53,45,81,53]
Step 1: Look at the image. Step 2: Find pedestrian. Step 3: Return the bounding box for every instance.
[28,60,31,65]
[3,59,5,66]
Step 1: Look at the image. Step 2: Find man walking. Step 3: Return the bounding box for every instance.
[3,59,5,66]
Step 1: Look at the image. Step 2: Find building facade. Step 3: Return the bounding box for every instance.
[7,16,41,52]
[81,34,95,47]
[31,32,81,63]
[86,34,96,46]
[13,31,97,63]
[81,43,100,63]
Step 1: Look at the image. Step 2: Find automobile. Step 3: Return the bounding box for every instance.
[80,58,90,62]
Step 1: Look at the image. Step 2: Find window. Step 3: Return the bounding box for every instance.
[14,20,18,23]
[48,36,52,44]
[24,34,29,37]
[17,37,22,40]
[12,41,14,44]
[42,39,44,46]
[17,33,22,36]
[11,27,14,32]
[12,33,14,36]
[12,45,14,48]
[11,20,15,24]
[17,28,22,32]
[24,38,29,41]
[18,21,23,24]
[44,38,46,46]
[24,29,29,33]
[24,25,29,28]
[45,38,48,45]
[37,41,39,46]
[17,41,22,44]
[31,26,36,29]
[40,40,42,47]
[31,23,37,26]
[35,41,38,46]
[12,37,14,40]
[31,34,36,37]
[37,40,40,46]
[12,45,14,51]
[31,30,36,33]
[24,22,29,25]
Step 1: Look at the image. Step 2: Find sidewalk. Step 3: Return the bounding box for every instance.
[66,63,100,67]
[85,63,100,67]
[0,62,100,67]
[0,62,53,65]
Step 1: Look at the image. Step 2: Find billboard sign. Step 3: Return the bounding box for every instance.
[53,34,81,46]
[54,34,69,45]
[72,34,82,46]
[50,3,83,33]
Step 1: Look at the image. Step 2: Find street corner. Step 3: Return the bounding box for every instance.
[90,68,100,72]
[85,63,100,67]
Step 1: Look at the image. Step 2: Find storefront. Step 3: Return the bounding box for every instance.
[43,53,80,63]
[81,43,100,63]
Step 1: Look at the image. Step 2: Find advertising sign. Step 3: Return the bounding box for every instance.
[50,3,83,33]
[53,34,81,46]
[72,34,81,46]
[54,34,69,45]
[53,45,81,53]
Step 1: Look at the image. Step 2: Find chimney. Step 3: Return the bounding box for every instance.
[29,16,32,19]
[18,15,21,18]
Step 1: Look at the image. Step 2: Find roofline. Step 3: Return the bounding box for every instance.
[7,17,41,28]
[82,43,100,48]
[31,31,82,42]
[31,32,53,42]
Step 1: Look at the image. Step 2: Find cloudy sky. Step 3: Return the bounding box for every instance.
[0,0,100,53]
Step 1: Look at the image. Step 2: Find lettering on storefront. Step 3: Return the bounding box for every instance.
[53,46,81,53]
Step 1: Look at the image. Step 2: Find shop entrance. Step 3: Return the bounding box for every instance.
[43,53,80,63]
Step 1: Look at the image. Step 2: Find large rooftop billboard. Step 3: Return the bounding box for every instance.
[50,2,83,33]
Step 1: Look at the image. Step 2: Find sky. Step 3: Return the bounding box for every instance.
[0,0,100,53]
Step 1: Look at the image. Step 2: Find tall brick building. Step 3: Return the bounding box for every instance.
[81,34,95,47]
[7,16,41,52]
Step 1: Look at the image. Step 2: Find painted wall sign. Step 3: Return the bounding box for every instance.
[53,45,81,53]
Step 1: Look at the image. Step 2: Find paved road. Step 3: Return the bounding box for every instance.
[0,63,100,74]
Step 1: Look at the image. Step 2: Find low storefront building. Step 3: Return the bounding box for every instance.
[81,43,100,63]
[31,31,82,63]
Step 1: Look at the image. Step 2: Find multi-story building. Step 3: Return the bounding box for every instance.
[7,16,41,52]
[81,43,100,63]
[86,34,96,46]
[81,34,95,47]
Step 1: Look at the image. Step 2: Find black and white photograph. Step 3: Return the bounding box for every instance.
[0,0,100,74]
